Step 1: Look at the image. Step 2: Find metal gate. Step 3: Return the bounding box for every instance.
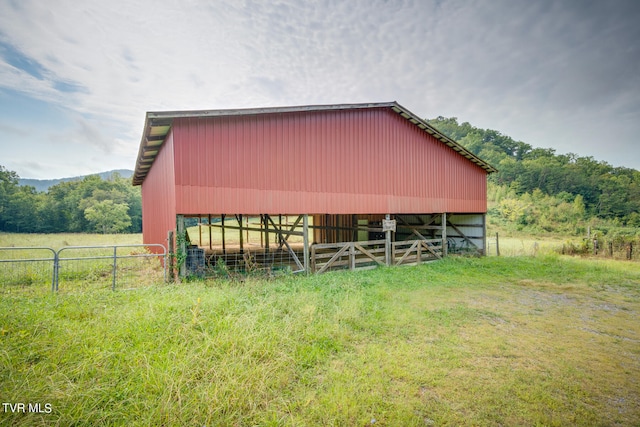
[0,244,166,293]
[0,247,56,290]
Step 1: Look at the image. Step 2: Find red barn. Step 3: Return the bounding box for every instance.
[133,102,496,274]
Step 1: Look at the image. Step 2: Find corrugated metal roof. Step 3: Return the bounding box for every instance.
[132,101,496,185]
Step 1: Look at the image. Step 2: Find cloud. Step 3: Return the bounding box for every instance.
[48,116,128,156]
[0,121,29,137]
[9,160,47,178]
[0,0,638,178]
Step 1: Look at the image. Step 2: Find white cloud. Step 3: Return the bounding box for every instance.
[0,0,638,178]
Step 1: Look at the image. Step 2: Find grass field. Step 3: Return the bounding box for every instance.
[486,234,565,257]
[1,254,639,426]
[0,232,143,249]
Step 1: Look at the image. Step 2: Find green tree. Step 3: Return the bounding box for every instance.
[598,172,632,218]
[4,186,39,232]
[83,200,131,234]
[0,166,20,230]
[426,117,640,223]
[0,165,143,233]
[497,198,531,223]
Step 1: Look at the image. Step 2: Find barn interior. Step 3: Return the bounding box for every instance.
[177,213,486,276]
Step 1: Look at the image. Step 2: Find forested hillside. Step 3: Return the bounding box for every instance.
[18,169,133,193]
[0,167,141,233]
[428,117,640,234]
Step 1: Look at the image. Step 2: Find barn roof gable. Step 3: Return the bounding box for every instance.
[132,101,497,186]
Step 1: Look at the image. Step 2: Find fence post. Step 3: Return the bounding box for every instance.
[349,242,356,270]
[303,214,310,274]
[168,230,175,282]
[495,232,500,256]
[177,215,186,278]
[385,214,391,266]
[52,250,59,292]
[442,212,447,257]
[112,246,117,291]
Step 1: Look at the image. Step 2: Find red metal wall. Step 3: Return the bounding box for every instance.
[169,107,487,215]
[141,131,176,251]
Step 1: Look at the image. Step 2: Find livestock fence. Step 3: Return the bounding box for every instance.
[561,238,637,260]
[0,244,166,293]
[180,239,448,278]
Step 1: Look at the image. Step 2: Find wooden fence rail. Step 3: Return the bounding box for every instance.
[311,239,386,273]
[311,238,443,273]
[392,239,442,266]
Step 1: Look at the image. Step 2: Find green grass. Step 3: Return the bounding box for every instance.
[0,232,142,250]
[486,233,565,256]
[1,255,639,426]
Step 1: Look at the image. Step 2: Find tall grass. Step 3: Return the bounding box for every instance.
[1,255,639,425]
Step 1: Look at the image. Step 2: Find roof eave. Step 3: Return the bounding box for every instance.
[389,102,498,174]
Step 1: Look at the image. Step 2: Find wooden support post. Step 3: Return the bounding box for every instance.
[303,214,310,274]
[495,232,500,256]
[349,242,356,270]
[385,214,392,266]
[221,214,226,254]
[238,214,244,254]
[323,214,328,243]
[352,214,358,241]
[264,214,270,253]
[482,213,487,256]
[442,212,447,257]
[198,216,202,247]
[208,214,212,251]
[176,215,186,278]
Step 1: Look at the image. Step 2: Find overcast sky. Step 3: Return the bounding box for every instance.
[1,0,638,179]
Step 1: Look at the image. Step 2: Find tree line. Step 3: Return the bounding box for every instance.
[0,167,141,234]
[428,117,640,231]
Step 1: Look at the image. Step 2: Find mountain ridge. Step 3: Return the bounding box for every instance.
[18,169,134,192]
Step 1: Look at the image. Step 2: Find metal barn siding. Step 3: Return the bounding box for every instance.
[141,131,176,251]
[170,107,488,215]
